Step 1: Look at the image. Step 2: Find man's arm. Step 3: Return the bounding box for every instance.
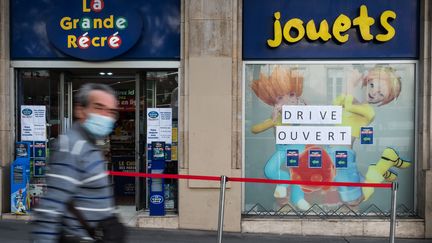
[32,135,80,243]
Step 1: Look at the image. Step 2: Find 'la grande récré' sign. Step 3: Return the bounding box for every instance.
[46,0,143,61]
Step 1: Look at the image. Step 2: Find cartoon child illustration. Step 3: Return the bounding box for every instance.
[15,188,27,214]
[330,66,411,203]
[250,66,311,210]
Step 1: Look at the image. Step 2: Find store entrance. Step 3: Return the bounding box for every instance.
[16,68,179,212]
[66,70,138,206]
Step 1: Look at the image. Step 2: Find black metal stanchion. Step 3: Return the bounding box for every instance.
[389,182,398,243]
[217,175,228,243]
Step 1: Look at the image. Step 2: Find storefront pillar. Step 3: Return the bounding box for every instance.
[424,171,432,238]
[419,0,432,238]
[179,0,242,232]
[0,0,12,214]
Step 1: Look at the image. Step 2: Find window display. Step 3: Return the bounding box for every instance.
[244,63,416,214]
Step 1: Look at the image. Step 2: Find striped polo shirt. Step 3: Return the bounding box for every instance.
[32,123,114,242]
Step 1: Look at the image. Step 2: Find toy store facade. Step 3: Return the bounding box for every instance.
[241,0,431,238]
[4,0,181,217]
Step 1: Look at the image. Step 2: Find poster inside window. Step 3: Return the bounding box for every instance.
[244,63,415,213]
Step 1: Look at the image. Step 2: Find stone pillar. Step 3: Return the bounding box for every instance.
[179,0,241,231]
[418,0,432,238]
[0,0,12,213]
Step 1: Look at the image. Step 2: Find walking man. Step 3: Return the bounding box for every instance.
[32,83,125,242]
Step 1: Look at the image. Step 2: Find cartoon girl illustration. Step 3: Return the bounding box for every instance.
[329,66,411,203]
[250,66,311,210]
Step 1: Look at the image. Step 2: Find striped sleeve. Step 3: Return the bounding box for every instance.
[32,135,81,243]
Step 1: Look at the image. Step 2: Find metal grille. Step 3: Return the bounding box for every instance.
[242,203,417,219]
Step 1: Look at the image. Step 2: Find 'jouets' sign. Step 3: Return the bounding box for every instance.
[267,5,395,47]
[46,0,143,61]
[243,0,419,59]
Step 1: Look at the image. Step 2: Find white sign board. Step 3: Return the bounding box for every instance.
[276,126,351,145]
[146,108,172,144]
[20,105,47,141]
[282,106,342,124]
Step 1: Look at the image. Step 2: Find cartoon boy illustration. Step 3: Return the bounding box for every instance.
[15,188,27,214]
[329,66,411,203]
[250,66,311,210]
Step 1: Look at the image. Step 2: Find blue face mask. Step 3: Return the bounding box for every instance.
[82,113,116,138]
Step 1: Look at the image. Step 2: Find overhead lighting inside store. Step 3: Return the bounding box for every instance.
[99,72,113,76]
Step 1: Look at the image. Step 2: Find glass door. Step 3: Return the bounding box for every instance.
[59,70,142,208]
[140,70,179,211]
[65,70,138,205]
[60,72,73,134]
[17,68,179,212]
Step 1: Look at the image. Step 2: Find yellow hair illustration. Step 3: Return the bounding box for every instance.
[362,66,401,106]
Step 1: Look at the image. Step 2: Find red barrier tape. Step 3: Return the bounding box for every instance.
[107,171,392,188]
[108,171,220,181]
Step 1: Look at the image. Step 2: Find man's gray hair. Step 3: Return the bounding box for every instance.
[75,83,116,107]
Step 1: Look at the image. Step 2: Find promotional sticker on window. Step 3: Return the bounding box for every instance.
[151,141,166,162]
[286,149,299,167]
[33,141,46,158]
[360,127,374,144]
[308,149,322,168]
[34,159,46,177]
[335,151,348,169]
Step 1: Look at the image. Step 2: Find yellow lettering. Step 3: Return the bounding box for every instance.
[267,12,282,48]
[100,36,107,47]
[376,10,396,42]
[103,15,114,29]
[92,36,101,47]
[67,35,77,48]
[73,19,80,29]
[94,19,103,29]
[60,17,72,30]
[283,18,305,43]
[352,5,375,41]
[305,20,331,41]
[332,14,351,43]
[268,5,395,46]
[82,0,91,12]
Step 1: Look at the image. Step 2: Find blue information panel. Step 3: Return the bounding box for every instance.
[243,0,419,59]
[149,141,166,216]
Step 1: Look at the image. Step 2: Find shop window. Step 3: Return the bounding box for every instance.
[244,63,416,216]
[142,71,179,210]
[15,69,180,212]
[17,70,60,143]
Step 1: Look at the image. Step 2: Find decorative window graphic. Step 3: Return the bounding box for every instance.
[244,63,415,215]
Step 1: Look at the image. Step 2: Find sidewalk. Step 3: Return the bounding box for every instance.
[1,219,431,243]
